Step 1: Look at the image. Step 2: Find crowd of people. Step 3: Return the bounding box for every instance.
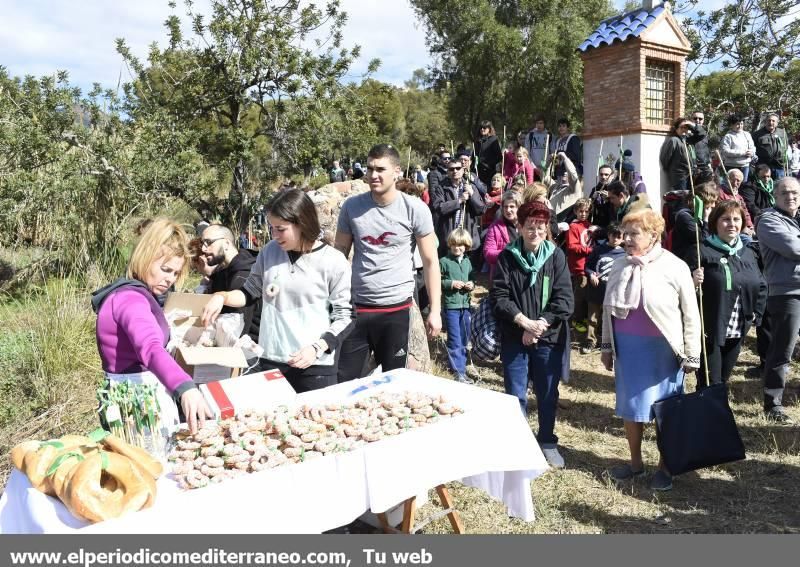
[93,109,800,494]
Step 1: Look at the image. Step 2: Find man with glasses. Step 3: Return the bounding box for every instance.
[200,224,261,342]
[690,111,711,177]
[430,155,487,260]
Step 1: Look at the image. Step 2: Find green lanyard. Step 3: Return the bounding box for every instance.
[541,275,551,308]
[721,259,732,291]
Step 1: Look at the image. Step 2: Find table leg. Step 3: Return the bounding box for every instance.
[435,485,465,534]
[401,496,417,534]
[376,512,392,534]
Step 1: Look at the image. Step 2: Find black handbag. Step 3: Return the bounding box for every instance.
[652,381,746,476]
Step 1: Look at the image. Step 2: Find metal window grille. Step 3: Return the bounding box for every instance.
[645,59,675,125]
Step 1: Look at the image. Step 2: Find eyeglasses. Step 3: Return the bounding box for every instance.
[200,237,225,248]
[448,166,463,172]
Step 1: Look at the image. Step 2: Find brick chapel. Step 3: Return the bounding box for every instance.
[579,0,691,208]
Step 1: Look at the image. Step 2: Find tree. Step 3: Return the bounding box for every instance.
[117,0,378,229]
[409,0,614,142]
[682,0,800,132]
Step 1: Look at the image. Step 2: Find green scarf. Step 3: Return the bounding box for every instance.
[706,234,743,256]
[756,178,775,207]
[705,234,743,291]
[617,196,634,221]
[506,237,555,288]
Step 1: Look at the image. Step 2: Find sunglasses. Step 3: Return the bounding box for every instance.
[448,166,463,172]
[441,156,452,161]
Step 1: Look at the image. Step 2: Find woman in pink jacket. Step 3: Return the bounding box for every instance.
[503,146,536,188]
[92,219,212,436]
[483,191,523,281]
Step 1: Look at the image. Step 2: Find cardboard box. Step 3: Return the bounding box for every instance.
[164,292,249,382]
[199,369,297,419]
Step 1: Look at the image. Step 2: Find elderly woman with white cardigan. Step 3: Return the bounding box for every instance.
[601,209,701,492]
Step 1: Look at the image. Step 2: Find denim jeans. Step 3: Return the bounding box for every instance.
[501,340,563,448]
[445,308,471,376]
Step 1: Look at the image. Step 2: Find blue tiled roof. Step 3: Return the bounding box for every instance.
[578,5,665,52]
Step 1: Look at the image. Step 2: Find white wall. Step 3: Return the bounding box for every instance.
[583,133,668,209]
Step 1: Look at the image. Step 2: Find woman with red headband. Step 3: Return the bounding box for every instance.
[491,201,574,469]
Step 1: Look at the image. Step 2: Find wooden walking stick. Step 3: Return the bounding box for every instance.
[683,140,711,386]
[618,135,624,180]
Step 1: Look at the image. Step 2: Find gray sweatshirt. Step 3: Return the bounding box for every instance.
[720,130,755,168]
[755,207,800,296]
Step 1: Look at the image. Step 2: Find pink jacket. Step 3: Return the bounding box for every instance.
[502,152,535,186]
[484,217,514,280]
[95,288,192,394]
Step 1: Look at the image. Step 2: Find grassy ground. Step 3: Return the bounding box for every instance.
[1,270,798,533]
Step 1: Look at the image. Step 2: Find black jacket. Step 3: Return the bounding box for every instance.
[684,240,767,347]
[589,183,614,232]
[431,177,487,255]
[491,244,573,347]
[671,209,710,267]
[475,135,502,182]
[752,127,786,170]
[739,179,775,222]
[209,249,261,342]
[690,124,710,166]
[660,125,705,189]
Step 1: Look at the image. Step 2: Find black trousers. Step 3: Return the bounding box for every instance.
[697,337,743,389]
[763,295,800,408]
[254,359,336,394]
[755,306,773,364]
[336,306,411,383]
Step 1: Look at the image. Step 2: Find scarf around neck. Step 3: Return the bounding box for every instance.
[506,237,555,288]
[756,178,775,206]
[706,234,743,256]
[607,243,663,319]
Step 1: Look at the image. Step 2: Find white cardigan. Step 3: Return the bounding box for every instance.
[601,249,702,368]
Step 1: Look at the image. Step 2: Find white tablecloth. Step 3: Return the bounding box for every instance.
[0,369,548,533]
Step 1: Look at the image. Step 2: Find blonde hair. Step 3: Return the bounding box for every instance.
[514,147,530,160]
[447,227,473,249]
[127,218,190,290]
[621,209,665,237]
[574,198,591,211]
[522,182,548,204]
[491,173,504,187]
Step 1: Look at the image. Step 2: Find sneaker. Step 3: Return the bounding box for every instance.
[608,464,645,482]
[542,447,565,469]
[650,470,673,491]
[454,374,474,385]
[765,406,793,423]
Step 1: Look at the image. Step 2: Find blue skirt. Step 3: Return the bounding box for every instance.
[613,330,683,422]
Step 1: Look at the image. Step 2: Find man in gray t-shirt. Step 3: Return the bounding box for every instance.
[335,144,442,381]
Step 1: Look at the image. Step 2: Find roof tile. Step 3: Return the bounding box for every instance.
[578,5,665,52]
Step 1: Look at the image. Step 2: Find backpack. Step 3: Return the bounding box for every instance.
[470,296,501,361]
[661,190,690,251]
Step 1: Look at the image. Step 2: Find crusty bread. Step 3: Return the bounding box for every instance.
[101,434,163,479]
[62,451,156,523]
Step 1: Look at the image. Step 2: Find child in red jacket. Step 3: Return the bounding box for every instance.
[565,198,596,334]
